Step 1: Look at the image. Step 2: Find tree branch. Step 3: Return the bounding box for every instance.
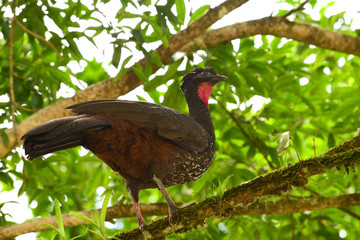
[2,15,359,158]
[9,0,17,145]
[0,203,169,239]
[113,135,360,239]
[180,16,360,56]
[2,194,359,239]
[283,0,311,18]
[1,135,360,239]
[0,0,248,158]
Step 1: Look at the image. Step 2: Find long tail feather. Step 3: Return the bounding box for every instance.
[22,115,110,160]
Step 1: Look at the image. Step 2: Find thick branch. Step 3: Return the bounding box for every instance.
[0,203,169,239]
[1,135,360,239]
[0,0,248,158]
[1,193,359,239]
[180,16,360,56]
[234,193,360,216]
[114,135,360,239]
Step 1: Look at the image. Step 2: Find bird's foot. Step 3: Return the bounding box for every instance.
[138,204,197,230]
[138,220,146,232]
[168,205,180,225]
[168,202,197,225]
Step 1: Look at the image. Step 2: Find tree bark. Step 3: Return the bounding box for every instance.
[180,16,360,57]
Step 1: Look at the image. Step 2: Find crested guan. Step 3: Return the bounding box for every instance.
[22,67,228,230]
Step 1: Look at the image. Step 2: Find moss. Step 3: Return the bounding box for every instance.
[112,141,360,239]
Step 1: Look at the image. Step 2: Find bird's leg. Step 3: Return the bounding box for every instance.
[128,188,146,231]
[152,174,179,223]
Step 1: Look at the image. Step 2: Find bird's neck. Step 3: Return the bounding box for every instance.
[183,85,215,140]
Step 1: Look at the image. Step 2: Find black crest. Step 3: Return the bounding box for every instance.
[181,67,218,90]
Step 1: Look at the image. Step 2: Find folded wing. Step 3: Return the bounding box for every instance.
[67,99,208,152]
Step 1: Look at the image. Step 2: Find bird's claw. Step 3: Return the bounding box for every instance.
[168,205,180,225]
[138,220,146,232]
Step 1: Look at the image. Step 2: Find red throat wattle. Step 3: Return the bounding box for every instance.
[197,82,213,107]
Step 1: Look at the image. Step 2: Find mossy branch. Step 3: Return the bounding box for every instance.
[2,135,358,239]
[112,135,360,239]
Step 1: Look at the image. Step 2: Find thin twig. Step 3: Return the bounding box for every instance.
[216,98,275,169]
[290,213,295,240]
[14,18,62,59]
[313,127,319,157]
[14,102,36,112]
[312,127,326,167]
[339,207,360,221]
[339,136,360,153]
[305,187,360,221]
[303,186,322,197]
[9,1,17,142]
[283,0,311,18]
[290,136,301,161]
[0,39,9,52]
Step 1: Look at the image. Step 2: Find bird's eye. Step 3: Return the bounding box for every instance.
[201,72,207,76]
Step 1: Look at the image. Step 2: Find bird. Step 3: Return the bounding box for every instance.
[21,67,228,230]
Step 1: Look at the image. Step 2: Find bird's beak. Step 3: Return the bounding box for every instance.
[211,75,228,85]
[219,75,228,81]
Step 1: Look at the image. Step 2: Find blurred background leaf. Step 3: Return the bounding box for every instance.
[1,0,360,239]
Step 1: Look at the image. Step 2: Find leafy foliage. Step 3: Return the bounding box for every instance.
[1,0,360,239]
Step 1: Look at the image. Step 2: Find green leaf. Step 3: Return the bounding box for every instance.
[236,168,256,181]
[76,58,110,85]
[131,29,144,42]
[86,229,105,239]
[175,0,186,25]
[132,63,148,82]
[31,90,43,109]
[144,60,182,92]
[1,18,11,39]
[247,145,256,159]
[149,51,163,67]
[217,175,232,199]
[162,79,184,110]
[0,172,14,187]
[54,199,66,240]
[70,211,97,226]
[44,224,63,239]
[267,146,281,168]
[0,129,9,148]
[328,133,335,148]
[114,56,132,80]
[189,5,210,24]
[239,38,254,52]
[91,208,101,226]
[70,228,89,240]
[99,193,111,238]
[138,0,151,6]
[112,44,122,68]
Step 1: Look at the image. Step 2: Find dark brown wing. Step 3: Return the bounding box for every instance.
[67,99,208,151]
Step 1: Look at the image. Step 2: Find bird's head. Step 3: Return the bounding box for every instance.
[181,67,228,107]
